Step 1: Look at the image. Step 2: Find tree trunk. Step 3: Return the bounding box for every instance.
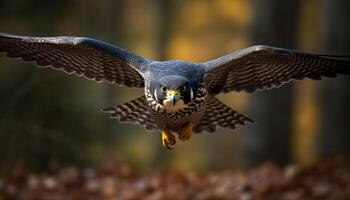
[319,0,350,158]
[240,0,300,167]
[103,0,125,148]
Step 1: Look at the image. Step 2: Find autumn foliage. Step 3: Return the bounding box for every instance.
[1,158,349,200]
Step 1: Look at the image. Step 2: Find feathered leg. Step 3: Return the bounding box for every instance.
[178,122,193,141]
[162,128,176,149]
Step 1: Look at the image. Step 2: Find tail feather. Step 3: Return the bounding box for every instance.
[193,97,254,133]
[101,96,159,131]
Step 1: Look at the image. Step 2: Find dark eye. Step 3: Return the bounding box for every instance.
[160,86,167,92]
[179,85,186,92]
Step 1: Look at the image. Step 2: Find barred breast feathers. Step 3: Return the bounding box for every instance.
[145,86,207,120]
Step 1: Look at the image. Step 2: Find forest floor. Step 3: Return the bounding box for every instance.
[0,158,349,200]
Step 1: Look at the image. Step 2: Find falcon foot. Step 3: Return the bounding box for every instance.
[178,122,193,141]
[162,129,176,149]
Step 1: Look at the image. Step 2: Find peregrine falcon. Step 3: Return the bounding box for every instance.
[0,33,349,149]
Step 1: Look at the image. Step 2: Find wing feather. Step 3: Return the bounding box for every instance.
[0,32,149,88]
[203,45,350,94]
[193,96,253,133]
[102,96,159,131]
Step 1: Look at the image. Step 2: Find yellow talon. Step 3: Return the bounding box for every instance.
[178,122,193,141]
[162,129,176,149]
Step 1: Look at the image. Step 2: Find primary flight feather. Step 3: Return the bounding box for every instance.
[0,32,349,149]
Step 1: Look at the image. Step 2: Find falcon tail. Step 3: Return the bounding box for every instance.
[193,97,254,133]
[101,96,159,131]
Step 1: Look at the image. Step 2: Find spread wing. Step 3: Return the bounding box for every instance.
[203,45,350,94]
[0,32,149,88]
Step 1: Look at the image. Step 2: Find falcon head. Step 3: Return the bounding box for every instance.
[152,75,194,111]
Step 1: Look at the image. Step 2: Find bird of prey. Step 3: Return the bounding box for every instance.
[0,33,349,149]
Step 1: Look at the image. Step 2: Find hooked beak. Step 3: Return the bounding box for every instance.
[172,96,176,106]
[166,90,180,106]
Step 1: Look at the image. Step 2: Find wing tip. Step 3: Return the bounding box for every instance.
[101,107,117,113]
[0,32,26,40]
[245,117,255,124]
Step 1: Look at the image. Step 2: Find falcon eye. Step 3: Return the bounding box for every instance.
[160,86,167,92]
[179,85,186,92]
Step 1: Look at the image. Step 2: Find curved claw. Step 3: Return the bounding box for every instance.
[162,129,176,149]
[163,140,173,150]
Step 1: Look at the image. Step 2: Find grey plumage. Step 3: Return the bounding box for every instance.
[0,33,349,142]
[142,61,206,131]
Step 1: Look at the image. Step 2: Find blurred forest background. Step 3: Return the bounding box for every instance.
[0,0,349,174]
